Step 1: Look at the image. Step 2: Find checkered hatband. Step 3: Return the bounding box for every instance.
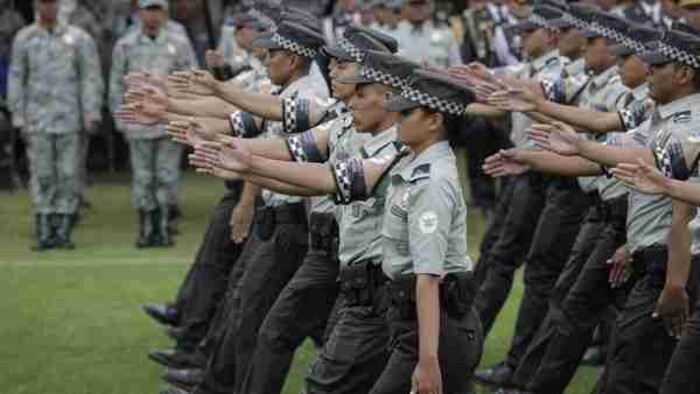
[271,32,318,58]
[659,42,700,69]
[561,13,589,30]
[338,37,364,63]
[331,153,367,204]
[360,66,408,89]
[531,14,558,32]
[591,23,627,43]
[619,36,647,53]
[400,87,467,116]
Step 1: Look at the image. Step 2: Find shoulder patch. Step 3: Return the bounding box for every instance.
[673,110,692,124]
[410,163,431,182]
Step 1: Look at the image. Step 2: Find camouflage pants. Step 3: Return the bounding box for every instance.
[127,138,183,210]
[26,132,80,214]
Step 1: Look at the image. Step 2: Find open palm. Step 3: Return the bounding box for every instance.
[218,139,252,173]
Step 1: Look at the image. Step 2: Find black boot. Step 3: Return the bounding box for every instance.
[153,206,173,247]
[54,214,75,249]
[32,214,54,251]
[136,209,155,248]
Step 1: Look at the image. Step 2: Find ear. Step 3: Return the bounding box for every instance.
[428,111,444,133]
[676,64,694,86]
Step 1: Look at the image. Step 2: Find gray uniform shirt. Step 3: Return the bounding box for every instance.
[382,141,472,279]
[575,66,629,193]
[333,125,400,266]
[261,73,330,207]
[624,94,700,252]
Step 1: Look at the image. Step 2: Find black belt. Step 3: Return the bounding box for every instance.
[602,195,628,223]
[387,272,476,320]
[632,245,667,287]
[255,203,306,225]
[339,260,387,306]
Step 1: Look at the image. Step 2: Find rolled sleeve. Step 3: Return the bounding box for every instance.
[408,182,454,277]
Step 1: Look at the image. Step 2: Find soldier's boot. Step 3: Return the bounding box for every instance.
[54,214,76,250]
[136,209,155,248]
[32,214,54,251]
[154,206,174,247]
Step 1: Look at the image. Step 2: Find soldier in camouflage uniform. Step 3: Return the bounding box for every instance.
[391,0,462,68]
[109,0,196,248]
[8,0,103,250]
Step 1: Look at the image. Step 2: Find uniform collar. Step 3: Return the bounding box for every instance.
[531,49,560,74]
[632,83,650,101]
[362,124,397,158]
[564,58,586,77]
[396,140,451,181]
[657,93,700,120]
[590,65,619,89]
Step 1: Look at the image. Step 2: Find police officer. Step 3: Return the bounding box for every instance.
[366,68,484,394]
[8,0,103,250]
[109,0,197,248]
[391,0,462,68]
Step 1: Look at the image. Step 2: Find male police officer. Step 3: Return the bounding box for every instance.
[8,0,103,250]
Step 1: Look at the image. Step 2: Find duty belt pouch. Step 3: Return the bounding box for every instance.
[441,272,476,319]
[309,214,338,255]
[388,276,417,320]
[255,206,275,241]
[339,261,372,306]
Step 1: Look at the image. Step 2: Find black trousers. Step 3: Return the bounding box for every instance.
[306,272,391,394]
[171,184,243,323]
[175,191,245,351]
[661,273,700,394]
[369,307,484,394]
[473,177,517,287]
[598,253,700,394]
[520,197,629,394]
[503,180,593,369]
[509,201,605,387]
[239,213,340,394]
[474,172,547,335]
[463,118,503,211]
[195,204,308,394]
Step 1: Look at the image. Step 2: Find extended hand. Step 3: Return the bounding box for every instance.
[612,159,669,195]
[482,149,530,178]
[168,69,218,96]
[527,122,581,156]
[230,200,254,244]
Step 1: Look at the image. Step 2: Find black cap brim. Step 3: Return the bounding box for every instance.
[639,49,673,66]
[252,33,283,50]
[580,28,603,39]
[385,95,420,113]
[322,45,354,62]
[609,43,635,57]
[511,21,540,34]
[335,73,374,85]
[548,18,575,30]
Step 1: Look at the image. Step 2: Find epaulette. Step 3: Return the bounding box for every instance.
[409,163,431,182]
[672,110,692,124]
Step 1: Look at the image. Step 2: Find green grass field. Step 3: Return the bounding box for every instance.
[0,170,599,393]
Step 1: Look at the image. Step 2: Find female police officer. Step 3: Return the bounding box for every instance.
[370,69,484,394]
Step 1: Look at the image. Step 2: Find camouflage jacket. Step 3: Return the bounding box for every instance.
[8,22,103,133]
